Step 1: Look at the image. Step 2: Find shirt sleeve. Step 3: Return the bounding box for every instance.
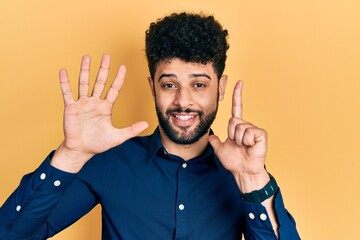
[241,189,301,240]
[0,152,99,239]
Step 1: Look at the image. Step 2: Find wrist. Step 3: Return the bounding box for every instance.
[50,142,94,173]
[234,169,270,193]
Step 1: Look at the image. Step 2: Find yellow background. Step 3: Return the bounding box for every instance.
[1,0,359,239]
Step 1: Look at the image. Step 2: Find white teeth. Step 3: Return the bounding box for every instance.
[175,115,194,120]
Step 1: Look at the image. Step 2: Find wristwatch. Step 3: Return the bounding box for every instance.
[239,173,278,203]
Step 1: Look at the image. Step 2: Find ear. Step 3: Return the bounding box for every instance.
[147,77,155,101]
[218,75,228,101]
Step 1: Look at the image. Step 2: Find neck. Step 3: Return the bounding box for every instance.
[159,127,210,161]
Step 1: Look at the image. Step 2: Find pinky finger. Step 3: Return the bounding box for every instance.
[105,65,126,104]
[59,69,75,105]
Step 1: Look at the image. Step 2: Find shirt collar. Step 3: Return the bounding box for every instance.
[146,127,164,163]
[146,127,224,171]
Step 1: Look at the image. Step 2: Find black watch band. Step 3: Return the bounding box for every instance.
[239,174,278,203]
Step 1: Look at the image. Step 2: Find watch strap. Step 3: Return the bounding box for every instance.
[240,174,278,203]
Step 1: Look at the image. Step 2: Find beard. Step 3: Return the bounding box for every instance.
[156,103,218,145]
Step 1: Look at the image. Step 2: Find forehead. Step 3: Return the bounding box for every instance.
[154,58,216,78]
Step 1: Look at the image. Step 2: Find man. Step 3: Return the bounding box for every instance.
[0,12,300,239]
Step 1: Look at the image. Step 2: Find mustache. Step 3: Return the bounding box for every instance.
[166,108,202,115]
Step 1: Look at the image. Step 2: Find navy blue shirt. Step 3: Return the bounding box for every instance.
[0,129,300,239]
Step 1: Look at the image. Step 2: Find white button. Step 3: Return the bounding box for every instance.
[54,180,61,187]
[40,173,46,180]
[248,212,255,220]
[260,213,267,221]
[163,149,168,155]
[182,163,187,168]
[179,204,185,210]
[16,205,21,212]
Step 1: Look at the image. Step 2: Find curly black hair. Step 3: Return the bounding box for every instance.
[145,12,229,80]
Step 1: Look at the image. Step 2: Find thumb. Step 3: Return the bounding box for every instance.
[116,121,149,144]
[208,134,222,154]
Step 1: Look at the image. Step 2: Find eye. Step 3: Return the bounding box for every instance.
[194,83,206,88]
[162,83,176,88]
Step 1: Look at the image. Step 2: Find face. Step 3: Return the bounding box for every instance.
[148,58,227,145]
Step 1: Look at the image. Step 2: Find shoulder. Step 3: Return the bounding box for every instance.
[108,135,151,156]
[78,135,151,181]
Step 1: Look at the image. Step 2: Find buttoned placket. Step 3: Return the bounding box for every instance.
[175,161,189,239]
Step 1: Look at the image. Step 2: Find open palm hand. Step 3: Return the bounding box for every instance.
[52,55,148,172]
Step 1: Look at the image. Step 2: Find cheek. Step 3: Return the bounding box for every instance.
[154,93,173,110]
[195,91,218,109]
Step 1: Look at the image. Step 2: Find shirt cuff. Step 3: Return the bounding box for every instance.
[0,151,78,237]
[32,151,77,192]
[241,189,300,239]
[241,192,276,233]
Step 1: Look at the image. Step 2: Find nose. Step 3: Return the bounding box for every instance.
[173,87,193,109]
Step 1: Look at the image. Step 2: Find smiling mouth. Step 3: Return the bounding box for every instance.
[175,115,194,120]
[170,113,198,127]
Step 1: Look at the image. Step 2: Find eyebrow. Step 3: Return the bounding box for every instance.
[158,73,212,81]
[158,74,177,81]
[190,73,211,80]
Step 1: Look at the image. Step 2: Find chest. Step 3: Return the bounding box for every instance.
[98,159,243,239]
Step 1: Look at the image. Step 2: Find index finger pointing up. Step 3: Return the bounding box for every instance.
[232,80,243,119]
